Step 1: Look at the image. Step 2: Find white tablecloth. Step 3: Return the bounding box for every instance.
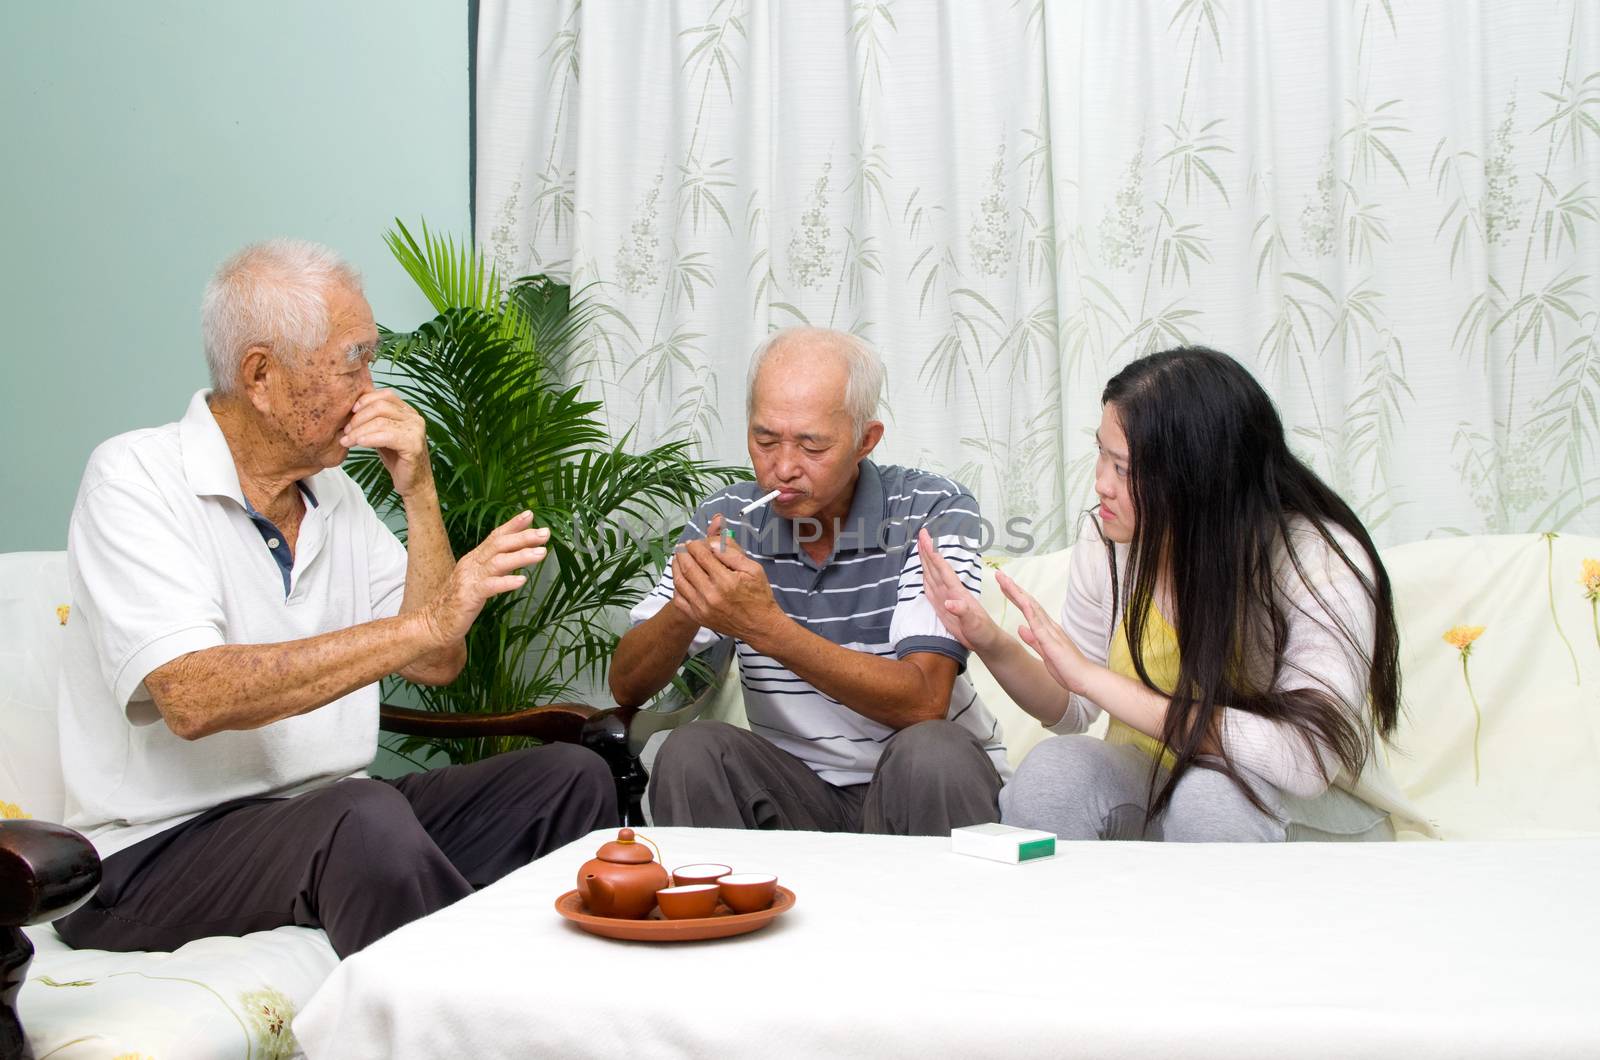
[294,829,1600,1059]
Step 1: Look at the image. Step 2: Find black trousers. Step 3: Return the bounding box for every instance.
[56,744,617,957]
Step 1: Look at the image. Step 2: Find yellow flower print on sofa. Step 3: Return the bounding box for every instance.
[1582,558,1600,650]
[1,799,30,820]
[1443,625,1486,785]
[240,986,299,1060]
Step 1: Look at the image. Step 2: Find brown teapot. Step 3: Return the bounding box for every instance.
[576,828,669,919]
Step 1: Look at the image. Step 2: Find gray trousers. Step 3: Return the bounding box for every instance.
[55,744,617,957]
[1000,736,1393,842]
[649,720,1002,835]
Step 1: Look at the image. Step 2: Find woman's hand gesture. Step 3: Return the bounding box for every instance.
[916,529,1002,653]
[996,568,1091,694]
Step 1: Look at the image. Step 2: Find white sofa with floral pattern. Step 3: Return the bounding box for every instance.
[5,532,1600,1058]
[2,552,337,1060]
[687,530,1600,840]
[983,531,1600,840]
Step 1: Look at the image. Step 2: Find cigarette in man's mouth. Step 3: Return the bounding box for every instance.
[740,489,782,515]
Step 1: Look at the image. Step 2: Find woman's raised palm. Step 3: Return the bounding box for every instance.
[916,529,999,651]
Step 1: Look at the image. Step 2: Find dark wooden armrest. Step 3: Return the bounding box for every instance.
[379,702,598,746]
[376,640,737,828]
[577,667,721,823]
[3,820,103,1059]
[0,821,100,928]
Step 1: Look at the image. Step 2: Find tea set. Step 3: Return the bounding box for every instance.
[574,827,780,921]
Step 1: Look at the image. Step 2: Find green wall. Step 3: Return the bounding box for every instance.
[0,1,470,551]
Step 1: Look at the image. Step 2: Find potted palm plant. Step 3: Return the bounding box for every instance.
[346,220,740,767]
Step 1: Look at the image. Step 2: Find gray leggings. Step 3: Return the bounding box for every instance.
[999,736,1393,842]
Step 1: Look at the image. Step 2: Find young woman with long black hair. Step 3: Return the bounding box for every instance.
[918,347,1433,840]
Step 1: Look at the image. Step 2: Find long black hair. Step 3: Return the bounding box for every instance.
[1097,346,1400,822]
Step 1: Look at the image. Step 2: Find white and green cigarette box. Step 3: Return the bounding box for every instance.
[950,823,1058,863]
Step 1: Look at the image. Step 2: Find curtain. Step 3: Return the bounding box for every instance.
[475,0,1600,549]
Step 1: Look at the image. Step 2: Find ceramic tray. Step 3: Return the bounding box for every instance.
[554,886,796,941]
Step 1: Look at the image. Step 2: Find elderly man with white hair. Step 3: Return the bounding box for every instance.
[611,327,1007,834]
[53,239,615,958]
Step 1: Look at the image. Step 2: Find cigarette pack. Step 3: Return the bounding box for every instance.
[950,823,1058,864]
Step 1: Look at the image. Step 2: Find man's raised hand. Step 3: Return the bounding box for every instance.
[424,511,549,645]
[671,514,782,642]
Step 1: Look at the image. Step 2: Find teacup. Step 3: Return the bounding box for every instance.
[655,883,721,920]
[672,862,732,887]
[717,872,778,913]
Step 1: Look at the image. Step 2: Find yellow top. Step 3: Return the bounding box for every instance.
[1105,600,1180,769]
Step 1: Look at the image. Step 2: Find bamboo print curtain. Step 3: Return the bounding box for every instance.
[475,1,1600,549]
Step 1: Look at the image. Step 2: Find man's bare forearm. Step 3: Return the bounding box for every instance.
[145,611,444,740]
[395,481,465,683]
[745,618,954,730]
[609,605,703,708]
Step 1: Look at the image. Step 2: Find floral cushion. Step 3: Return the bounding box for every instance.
[19,924,339,1060]
[1,551,342,1059]
[971,533,1600,839]
[1380,532,1600,839]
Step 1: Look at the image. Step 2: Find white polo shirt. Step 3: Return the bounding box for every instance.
[58,390,409,858]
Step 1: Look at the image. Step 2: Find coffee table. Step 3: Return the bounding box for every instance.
[294,828,1600,1058]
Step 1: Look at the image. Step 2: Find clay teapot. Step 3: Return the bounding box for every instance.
[576,828,669,919]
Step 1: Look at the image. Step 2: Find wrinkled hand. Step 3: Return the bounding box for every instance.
[916,529,1000,652]
[342,389,433,498]
[997,568,1091,694]
[424,511,549,644]
[671,513,783,641]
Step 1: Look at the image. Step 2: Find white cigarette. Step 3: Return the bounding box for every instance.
[740,488,782,515]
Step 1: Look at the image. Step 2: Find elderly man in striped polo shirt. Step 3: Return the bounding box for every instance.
[611,327,1007,835]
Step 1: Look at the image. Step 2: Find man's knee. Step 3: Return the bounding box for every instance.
[880,720,993,789]
[544,743,620,824]
[886,719,977,762]
[654,721,744,777]
[531,742,614,792]
[321,779,437,867]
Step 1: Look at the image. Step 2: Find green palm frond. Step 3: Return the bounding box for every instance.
[385,219,502,315]
[351,221,744,764]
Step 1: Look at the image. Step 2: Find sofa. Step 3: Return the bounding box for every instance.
[973,530,1600,840]
[4,532,1598,1057]
[0,551,648,1060]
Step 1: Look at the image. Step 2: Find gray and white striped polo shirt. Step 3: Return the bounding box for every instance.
[628,460,1010,786]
